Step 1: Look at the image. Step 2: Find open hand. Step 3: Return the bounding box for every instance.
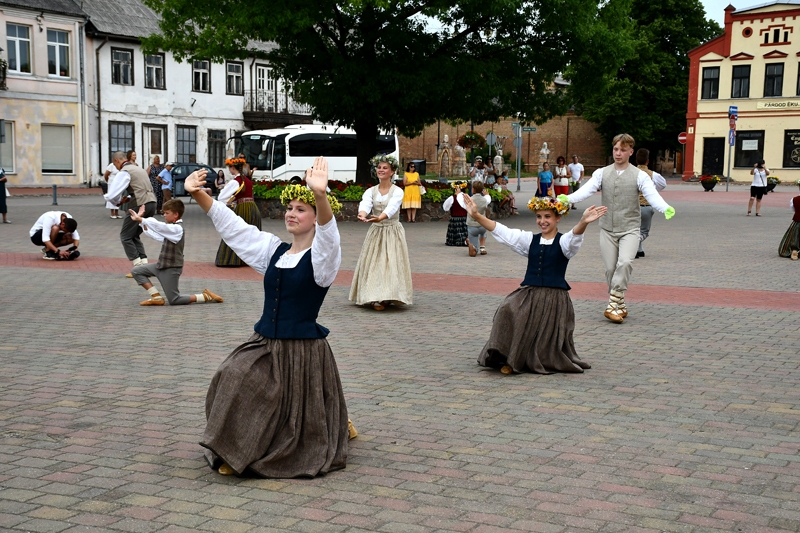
[580,205,607,224]
[185,169,209,194]
[305,157,329,195]
[128,204,146,223]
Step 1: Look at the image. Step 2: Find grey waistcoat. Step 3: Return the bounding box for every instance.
[599,164,641,233]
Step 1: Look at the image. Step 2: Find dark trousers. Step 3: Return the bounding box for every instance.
[120,202,156,261]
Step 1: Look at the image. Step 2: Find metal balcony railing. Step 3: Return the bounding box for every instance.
[243,90,313,115]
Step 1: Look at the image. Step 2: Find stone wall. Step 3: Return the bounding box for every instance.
[256,198,513,222]
[398,113,607,176]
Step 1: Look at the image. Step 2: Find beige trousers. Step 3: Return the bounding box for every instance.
[599,227,640,295]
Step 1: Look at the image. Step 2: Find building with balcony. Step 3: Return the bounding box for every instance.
[685,1,800,181]
[0,0,89,186]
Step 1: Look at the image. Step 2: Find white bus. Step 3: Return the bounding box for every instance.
[236,124,399,182]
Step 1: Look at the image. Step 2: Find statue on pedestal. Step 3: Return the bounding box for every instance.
[438,134,452,177]
[538,141,550,172]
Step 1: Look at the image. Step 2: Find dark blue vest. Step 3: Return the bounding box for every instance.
[520,233,571,290]
[254,242,331,339]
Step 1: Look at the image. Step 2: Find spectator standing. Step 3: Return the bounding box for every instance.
[215,170,226,195]
[748,159,769,216]
[0,168,8,223]
[146,156,166,214]
[553,156,570,196]
[402,162,422,223]
[635,149,667,258]
[104,161,121,218]
[159,163,174,204]
[469,156,495,187]
[568,155,585,192]
[537,162,554,198]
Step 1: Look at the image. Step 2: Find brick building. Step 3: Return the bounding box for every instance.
[398,113,606,176]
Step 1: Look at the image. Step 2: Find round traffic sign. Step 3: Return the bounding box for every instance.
[513,137,523,149]
[678,132,688,144]
[485,132,497,146]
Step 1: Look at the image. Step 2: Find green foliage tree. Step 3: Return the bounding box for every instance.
[143,0,610,183]
[566,0,722,154]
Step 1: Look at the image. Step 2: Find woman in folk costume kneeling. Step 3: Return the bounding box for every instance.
[215,157,262,266]
[463,194,607,375]
[349,155,413,311]
[184,158,356,478]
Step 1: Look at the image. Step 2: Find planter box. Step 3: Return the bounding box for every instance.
[255,198,514,221]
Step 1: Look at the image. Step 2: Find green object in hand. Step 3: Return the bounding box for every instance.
[557,194,569,205]
[665,206,675,220]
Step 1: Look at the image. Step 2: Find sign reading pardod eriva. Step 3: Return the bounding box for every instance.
[756,100,800,109]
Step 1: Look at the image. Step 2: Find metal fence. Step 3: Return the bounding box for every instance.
[243,90,313,115]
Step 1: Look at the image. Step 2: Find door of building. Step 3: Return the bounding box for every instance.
[143,125,167,167]
[702,137,725,176]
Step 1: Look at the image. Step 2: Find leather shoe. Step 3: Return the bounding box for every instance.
[635,251,644,258]
[218,463,235,476]
[348,419,358,440]
[203,288,224,303]
[468,243,477,257]
[140,297,164,306]
[604,309,624,323]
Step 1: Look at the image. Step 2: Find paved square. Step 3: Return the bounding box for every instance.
[1,182,799,532]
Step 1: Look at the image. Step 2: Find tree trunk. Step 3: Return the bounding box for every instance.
[355,120,379,185]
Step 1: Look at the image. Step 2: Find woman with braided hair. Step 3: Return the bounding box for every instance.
[184,157,355,478]
[215,157,262,266]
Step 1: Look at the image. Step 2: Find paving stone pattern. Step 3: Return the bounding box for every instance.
[1,185,799,532]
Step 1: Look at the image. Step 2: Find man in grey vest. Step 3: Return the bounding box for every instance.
[104,151,157,273]
[558,134,675,323]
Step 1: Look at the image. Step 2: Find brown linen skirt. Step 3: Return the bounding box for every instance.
[215,200,262,267]
[478,286,590,374]
[201,333,349,478]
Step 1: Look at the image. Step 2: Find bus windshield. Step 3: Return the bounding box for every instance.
[239,134,273,171]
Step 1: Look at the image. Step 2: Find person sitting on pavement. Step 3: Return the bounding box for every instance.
[129,199,224,307]
[29,211,80,261]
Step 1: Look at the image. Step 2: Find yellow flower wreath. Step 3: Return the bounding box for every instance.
[279,184,342,214]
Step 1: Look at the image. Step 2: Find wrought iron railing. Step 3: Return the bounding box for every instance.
[243,90,313,115]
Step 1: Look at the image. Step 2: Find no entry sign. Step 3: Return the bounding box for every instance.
[678,132,688,144]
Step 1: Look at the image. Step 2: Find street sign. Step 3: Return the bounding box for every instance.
[729,129,736,146]
[678,131,688,144]
[513,137,523,148]
[729,105,738,117]
[485,132,497,146]
[729,117,737,130]
[512,124,522,137]
[522,127,537,132]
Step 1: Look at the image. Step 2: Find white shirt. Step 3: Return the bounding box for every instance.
[217,179,241,203]
[442,191,466,211]
[567,166,671,214]
[568,162,584,182]
[358,186,404,219]
[141,218,183,244]
[491,222,584,259]
[651,171,667,192]
[554,165,569,186]
[105,163,118,179]
[207,200,341,287]
[29,211,81,242]
[752,168,768,187]
[104,169,131,205]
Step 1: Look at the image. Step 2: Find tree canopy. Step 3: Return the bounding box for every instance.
[566,0,722,154]
[143,0,610,182]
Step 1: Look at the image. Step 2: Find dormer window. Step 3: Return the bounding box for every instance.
[761,24,792,45]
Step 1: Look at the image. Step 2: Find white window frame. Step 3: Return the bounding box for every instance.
[145,53,165,89]
[192,60,211,93]
[6,23,32,74]
[41,124,74,174]
[1,121,15,173]
[111,47,134,85]
[226,61,243,95]
[47,29,70,78]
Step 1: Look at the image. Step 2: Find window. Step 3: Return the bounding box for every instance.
[1,121,15,173]
[226,62,243,95]
[47,29,70,77]
[764,63,783,97]
[289,133,359,157]
[784,130,800,168]
[733,130,765,168]
[111,48,133,85]
[145,54,165,89]
[6,23,31,73]
[192,60,210,92]
[701,67,719,99]
[208,129,226,167]
[177,126,196,162]
[109,121,134,160]
[731,65,750,98]
[41,125,73,173]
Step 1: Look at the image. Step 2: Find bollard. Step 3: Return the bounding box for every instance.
[52,184,58,205]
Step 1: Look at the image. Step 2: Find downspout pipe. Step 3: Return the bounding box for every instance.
[77,20,88,184]
[96,36,108,179]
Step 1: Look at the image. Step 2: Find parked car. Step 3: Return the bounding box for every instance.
[171,163,219,196]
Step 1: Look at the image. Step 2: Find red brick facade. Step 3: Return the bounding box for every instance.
[398,113,607,175]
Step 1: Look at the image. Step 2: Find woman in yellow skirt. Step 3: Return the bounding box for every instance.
[402,162,422,222]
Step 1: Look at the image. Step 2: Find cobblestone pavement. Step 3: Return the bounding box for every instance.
[1,184,800,533]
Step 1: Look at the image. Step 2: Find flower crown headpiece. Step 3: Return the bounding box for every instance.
[527,196,569,216]
[370,154,399,171]
[279,184,342,214]
[451,180,469,189]
[225,157,246,167]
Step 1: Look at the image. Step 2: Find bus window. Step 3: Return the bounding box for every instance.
[273,134,287,169]
[376,135,396,155]
[240,134,271,170]
[289,133,358,157]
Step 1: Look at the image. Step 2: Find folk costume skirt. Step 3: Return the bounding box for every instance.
[349,222,413,306]
[201,333,349,478]
[445,216,469,246]
[215,200,262,267]
[779,221,800,257]
[478,286,591,374]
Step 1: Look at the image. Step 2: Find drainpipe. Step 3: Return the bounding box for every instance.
[77,20,88,184]
[95,36,108,179]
